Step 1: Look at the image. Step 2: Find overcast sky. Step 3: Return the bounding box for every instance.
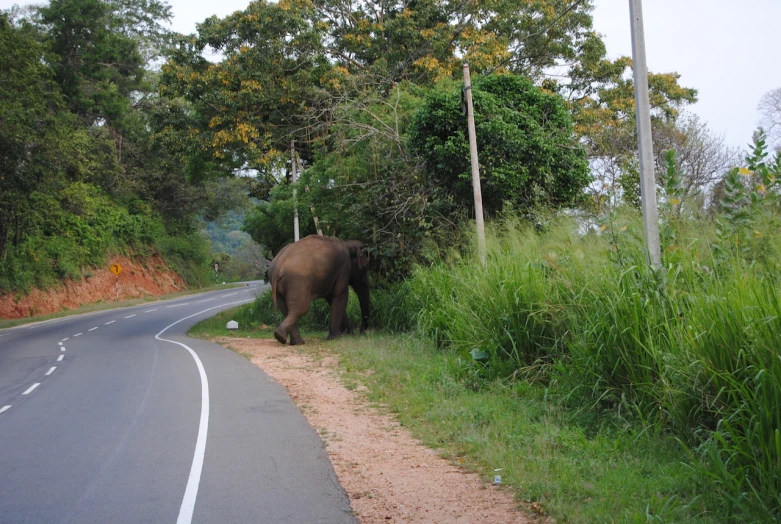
[4,0,780,150]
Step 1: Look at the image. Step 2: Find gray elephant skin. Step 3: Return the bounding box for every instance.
[268,235,370,345]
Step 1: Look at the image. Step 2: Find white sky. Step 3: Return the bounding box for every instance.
[3,0,780,150]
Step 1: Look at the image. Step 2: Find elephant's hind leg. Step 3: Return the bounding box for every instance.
[277,294,309,345]
[274,293,291,344]
[289,326,305,346]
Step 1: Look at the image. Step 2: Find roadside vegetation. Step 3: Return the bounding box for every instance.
[196,142,781,521]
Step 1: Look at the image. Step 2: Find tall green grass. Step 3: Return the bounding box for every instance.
[382,214,781,520]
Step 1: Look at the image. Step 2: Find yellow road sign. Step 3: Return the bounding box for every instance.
[110,263,123,276]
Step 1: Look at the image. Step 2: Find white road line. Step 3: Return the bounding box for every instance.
[156,298,253,524]
[45,367,56,376]
[57,355,64,362]
[61,337,69,342]
[125,314,136,319]
[23,383,40,395]
[104,320,116,325]
[0,405,11,414]
[61,347,66,352]
[145,309,157,313]
[195,298,214,303]
[88,327,98,332]
[166,304,187,308]
[58,342,63,346]
[221,292,238,297]
[74,333,82,337]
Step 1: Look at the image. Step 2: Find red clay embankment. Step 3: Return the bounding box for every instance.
[0,254,186,319]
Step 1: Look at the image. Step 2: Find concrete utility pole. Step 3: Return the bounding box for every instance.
[462,63,487,267]
[628,0,661,267]
[290,139,300,242]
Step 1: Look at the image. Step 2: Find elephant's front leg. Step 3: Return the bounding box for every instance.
[327,292,349,340]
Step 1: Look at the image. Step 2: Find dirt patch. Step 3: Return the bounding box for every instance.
[0,254,186,319]
[219,337,535,523]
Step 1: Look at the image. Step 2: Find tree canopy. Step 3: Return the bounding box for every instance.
[2,0,711,288]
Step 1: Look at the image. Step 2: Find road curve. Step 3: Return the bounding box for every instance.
[0,283,355,523]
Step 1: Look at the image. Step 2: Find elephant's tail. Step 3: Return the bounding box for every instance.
[271,275,278,324]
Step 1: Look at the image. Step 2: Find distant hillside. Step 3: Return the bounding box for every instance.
[202,212,267,282]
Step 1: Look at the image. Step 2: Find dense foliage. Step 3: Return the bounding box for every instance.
[370,139,781,520]
[0,4,249,293]
[158,0,700,283]
[409,74,591,216]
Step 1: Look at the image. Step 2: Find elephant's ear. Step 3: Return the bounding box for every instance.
[349,244,369,270]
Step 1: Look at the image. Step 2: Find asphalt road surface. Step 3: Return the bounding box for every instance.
[0,283,355,523]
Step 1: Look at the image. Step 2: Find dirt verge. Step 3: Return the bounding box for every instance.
[219,337,535,523]
[0,254,186,319]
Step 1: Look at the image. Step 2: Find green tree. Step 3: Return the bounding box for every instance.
[409,74,590,217]
[35,0,172,128]
[0,14,69,257]
[159,0,329,192]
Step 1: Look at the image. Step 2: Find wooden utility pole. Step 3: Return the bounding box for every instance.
[462,63,487,267]
[629,0,661,267]
[290,139,300,242]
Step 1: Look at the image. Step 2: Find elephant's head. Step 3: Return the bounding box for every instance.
[345,240,371,332]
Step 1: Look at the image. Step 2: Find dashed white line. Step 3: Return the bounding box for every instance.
[88,327,98,332]
[61,347,66,352]
[74,333,83,337]
[57,355,64,362]
[166,304,187,308]
[145,309,157,313]
[125,314,136,319]
[104,320,115,325]
[0,405,11,414]
[221,292,238,298]
[195,298,214,304]
[45,367,56,376]
[58,342,63,346]
[61,337,69,341]
[23,383,40,395]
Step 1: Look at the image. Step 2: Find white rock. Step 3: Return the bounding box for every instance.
[226,320,239,330]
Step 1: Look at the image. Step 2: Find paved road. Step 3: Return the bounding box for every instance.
[0,283,354,523]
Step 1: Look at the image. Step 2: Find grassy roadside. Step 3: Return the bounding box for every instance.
[191,305,721,523]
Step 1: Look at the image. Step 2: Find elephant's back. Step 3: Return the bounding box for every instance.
[273,236,350,282]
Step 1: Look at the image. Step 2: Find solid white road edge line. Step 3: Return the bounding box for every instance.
[155,298,253,524]
[23,383,40,395]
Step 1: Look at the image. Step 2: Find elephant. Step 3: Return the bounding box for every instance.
[268,235,370,345]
